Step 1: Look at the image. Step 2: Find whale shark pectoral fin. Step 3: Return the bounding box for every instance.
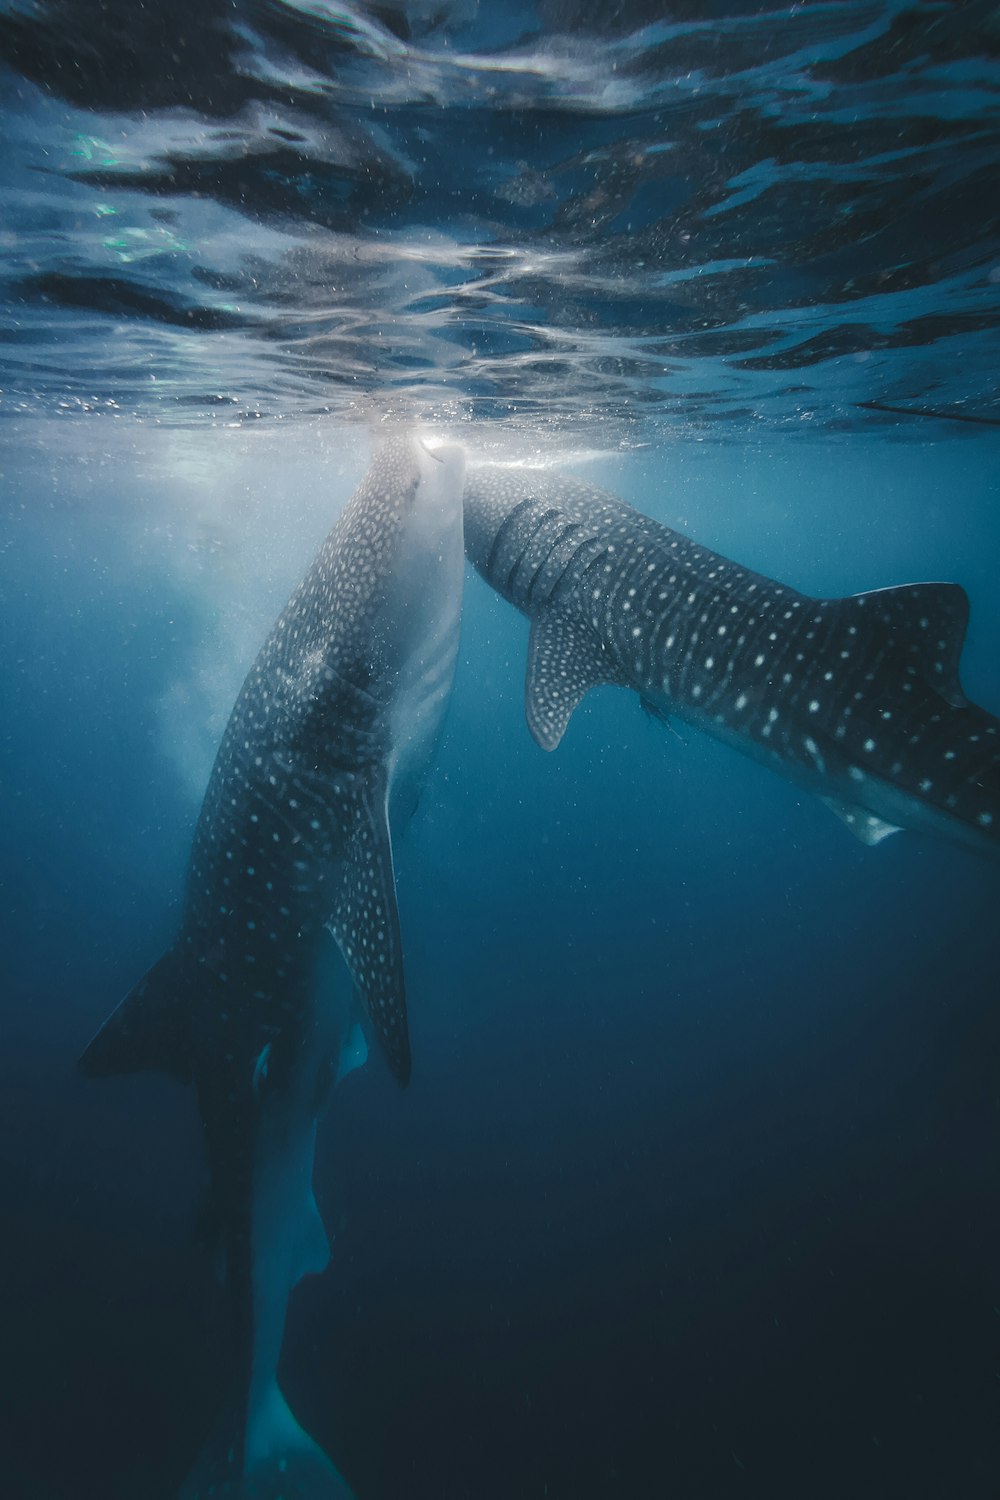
[525,607,624,751]
[326,783,410,1086]
[79,947,192,1082]
[846,582,970,707]
[820,796,903,847]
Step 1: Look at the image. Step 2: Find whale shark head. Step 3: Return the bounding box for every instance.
[315,434,466,702]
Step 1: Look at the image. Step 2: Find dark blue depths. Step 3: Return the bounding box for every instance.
[1,432,999,1500]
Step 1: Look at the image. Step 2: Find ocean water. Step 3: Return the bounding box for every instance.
[1,4,999,1499]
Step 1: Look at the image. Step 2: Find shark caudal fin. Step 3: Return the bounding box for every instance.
[79,948,193,1083]
[179,1386,358,1500]
[844,581,970,707]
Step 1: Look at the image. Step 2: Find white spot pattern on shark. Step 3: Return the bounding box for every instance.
[463,464,1000,862]
[81,434,466,1496]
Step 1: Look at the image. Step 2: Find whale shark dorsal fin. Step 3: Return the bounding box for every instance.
[326,780,410,1086]
[79,948,192,1082]
[821,796,903,847]
[525,607,623,751]
[846,582,970,707]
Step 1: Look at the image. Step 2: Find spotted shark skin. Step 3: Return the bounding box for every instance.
[463,466,1000,859]
[81,434,466,1497]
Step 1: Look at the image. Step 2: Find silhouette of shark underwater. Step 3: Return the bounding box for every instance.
[463,464,1000,859]
[81,438,1000,1499]
[81,434,466,1497]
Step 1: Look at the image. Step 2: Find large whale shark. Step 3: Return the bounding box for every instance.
[82,433,466,1497]
[463,466,1000,858]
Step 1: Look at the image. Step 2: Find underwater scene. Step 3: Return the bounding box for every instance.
[1,3,999,1497]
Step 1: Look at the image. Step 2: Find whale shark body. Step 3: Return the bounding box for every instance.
[463,466,1000,859]
[82,434,466,1497]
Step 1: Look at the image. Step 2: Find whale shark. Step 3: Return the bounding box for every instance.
[463,465,1000,859]
[81,433,466,1497]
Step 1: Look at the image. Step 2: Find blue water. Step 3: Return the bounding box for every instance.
[2,4,1000,1498]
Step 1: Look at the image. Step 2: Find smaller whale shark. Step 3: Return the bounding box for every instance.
[82,433,466,1497]
[463,465,1000,859]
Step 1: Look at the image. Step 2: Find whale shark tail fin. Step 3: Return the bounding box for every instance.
[843,581,970,707]
[79,947,193,1083]
[179,1384,357,1500]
